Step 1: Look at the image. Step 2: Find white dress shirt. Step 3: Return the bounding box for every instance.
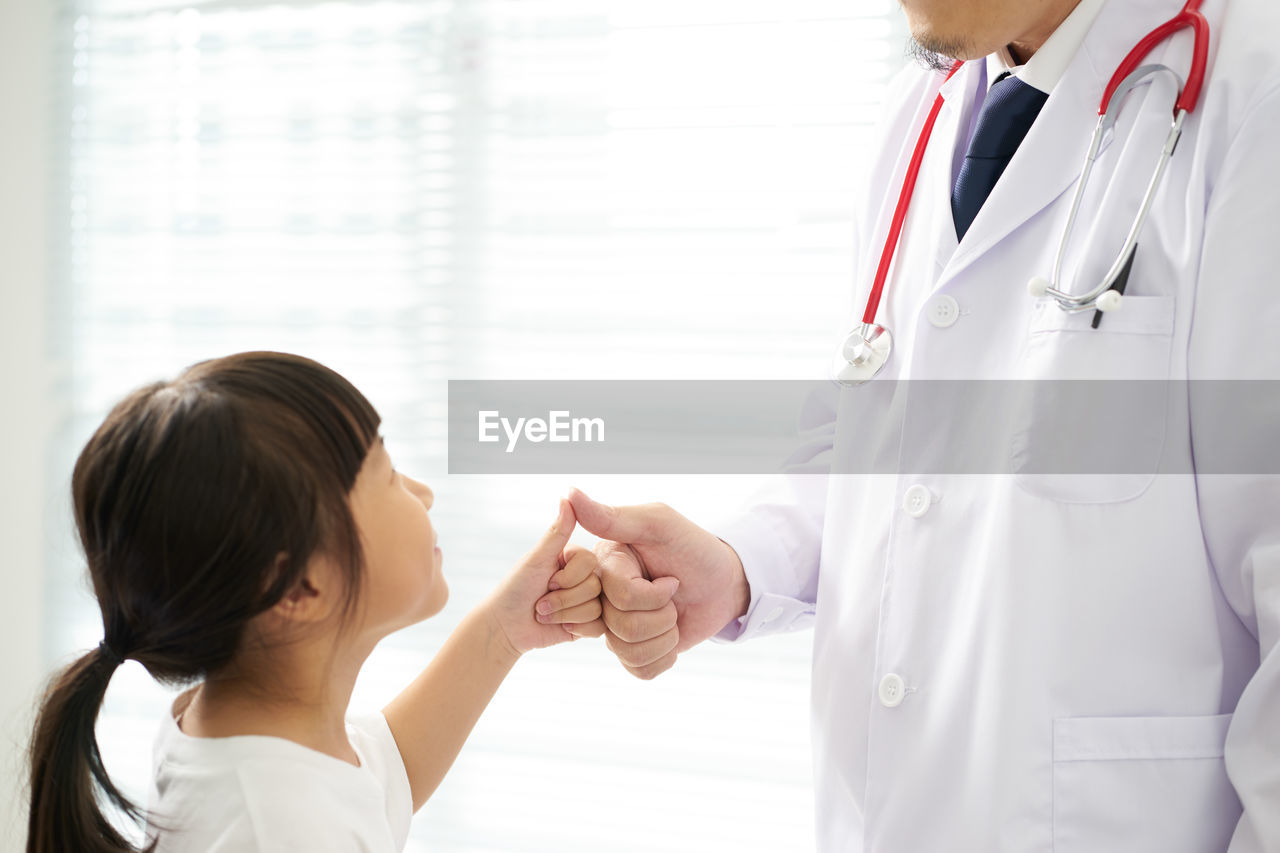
[989,0,1108,95]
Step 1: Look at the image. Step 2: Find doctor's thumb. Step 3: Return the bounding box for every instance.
[567,487,655,544]
[651,576,680,602]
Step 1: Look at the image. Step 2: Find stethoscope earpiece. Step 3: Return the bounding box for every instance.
[1095,290,1123,312]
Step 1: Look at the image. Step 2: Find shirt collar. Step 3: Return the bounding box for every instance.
[986,0,1108,94]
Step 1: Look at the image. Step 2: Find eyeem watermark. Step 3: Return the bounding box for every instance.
[478,410,606,453]
[450,380,1280,474]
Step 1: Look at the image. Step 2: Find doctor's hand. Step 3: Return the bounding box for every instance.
[536,488,750,680]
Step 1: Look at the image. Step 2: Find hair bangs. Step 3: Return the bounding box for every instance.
[185,352,382,491]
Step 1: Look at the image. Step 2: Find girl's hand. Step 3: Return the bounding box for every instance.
[483,498,605,658]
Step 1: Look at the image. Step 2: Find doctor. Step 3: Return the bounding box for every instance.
[538,0,1280,849]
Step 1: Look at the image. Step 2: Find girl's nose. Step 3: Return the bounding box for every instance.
[406,476,434,510]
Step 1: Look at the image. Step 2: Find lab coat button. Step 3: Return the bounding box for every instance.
[902,484,932,518]
[879,673,905,708]
[927,295,960,328]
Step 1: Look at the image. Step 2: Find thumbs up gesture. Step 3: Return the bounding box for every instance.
[534,489,750,680]
[484,498,605,657]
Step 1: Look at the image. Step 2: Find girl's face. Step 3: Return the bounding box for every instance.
[346,438,448,637]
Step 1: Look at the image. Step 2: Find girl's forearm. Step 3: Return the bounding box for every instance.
[381,601,520,811]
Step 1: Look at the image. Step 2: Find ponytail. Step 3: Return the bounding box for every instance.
[27,644,150,853]
[25,352,381,851]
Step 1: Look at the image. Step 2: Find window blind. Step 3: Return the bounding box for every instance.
[49,1,908,849]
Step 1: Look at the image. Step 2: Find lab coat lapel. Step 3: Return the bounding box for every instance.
[939,0,1179,283]
[927,63,980,274]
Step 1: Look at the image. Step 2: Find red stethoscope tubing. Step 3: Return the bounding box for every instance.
[859,0,1208,329]
[1102,0,1207,115]
[862,61,963,326]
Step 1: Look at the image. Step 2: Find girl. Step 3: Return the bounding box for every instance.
[26,351,603,852]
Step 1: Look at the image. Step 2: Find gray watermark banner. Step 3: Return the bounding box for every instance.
[447,380,1280,475]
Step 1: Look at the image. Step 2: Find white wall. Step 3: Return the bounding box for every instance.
[0,0,53,847]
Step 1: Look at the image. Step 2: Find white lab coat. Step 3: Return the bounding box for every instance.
[712,0,1280,850]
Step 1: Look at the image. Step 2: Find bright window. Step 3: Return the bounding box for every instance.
[51,1,907,849]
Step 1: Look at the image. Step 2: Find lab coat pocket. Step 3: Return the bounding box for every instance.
[1010,296,1176,503]
[1052,713,1239,853]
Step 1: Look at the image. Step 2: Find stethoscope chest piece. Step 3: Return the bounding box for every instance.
[833,322,893,386]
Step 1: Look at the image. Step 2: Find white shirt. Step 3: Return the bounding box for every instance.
[713,0,1280,849]
[146,692,414,852]
[989,0,1108,95]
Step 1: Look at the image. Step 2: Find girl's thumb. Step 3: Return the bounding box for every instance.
[533,498,576,558]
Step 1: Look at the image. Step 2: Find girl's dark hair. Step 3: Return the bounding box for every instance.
[26,351,380,853]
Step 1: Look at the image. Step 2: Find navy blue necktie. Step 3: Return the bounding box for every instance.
[951,72,1049,240]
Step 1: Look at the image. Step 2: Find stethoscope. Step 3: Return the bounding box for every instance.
[833,0,1210,386]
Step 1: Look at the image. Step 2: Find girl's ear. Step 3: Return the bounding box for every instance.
[269,557,339,624]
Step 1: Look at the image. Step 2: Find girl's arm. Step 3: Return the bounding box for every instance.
[382,499,602,811]
[382,606,519,812]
